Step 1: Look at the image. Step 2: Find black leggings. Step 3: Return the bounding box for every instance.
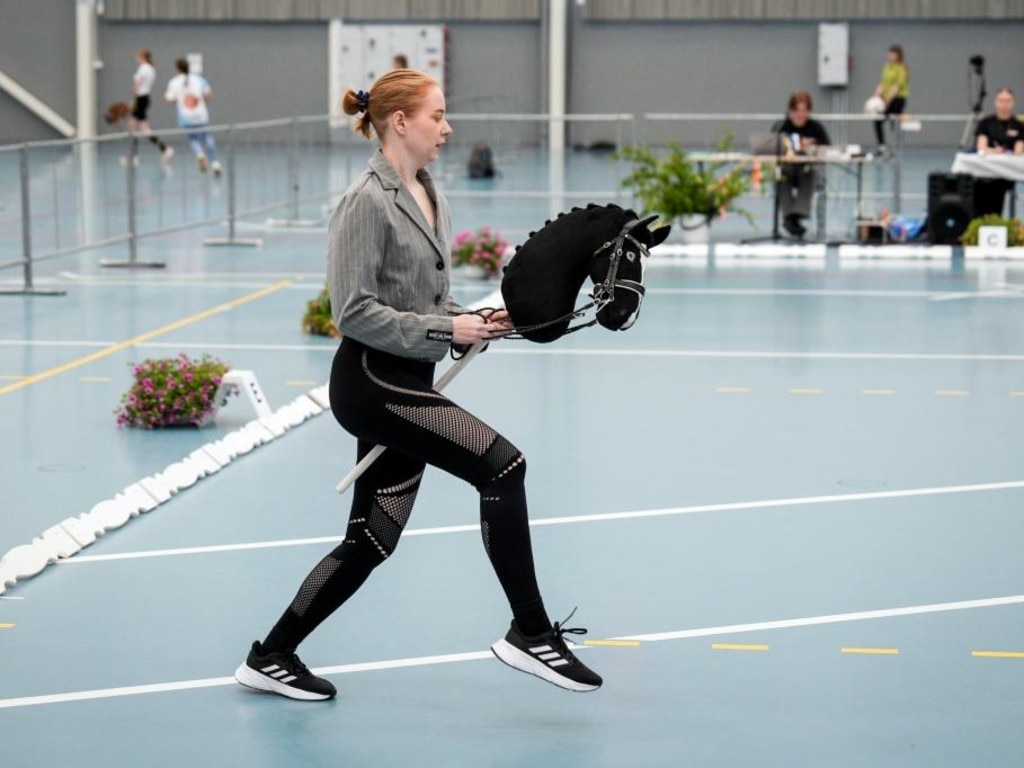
[262,338,550,652]
[874,97,906,146]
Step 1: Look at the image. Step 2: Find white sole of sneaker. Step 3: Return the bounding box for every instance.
[490,639,600,692]
[234,663,333,701]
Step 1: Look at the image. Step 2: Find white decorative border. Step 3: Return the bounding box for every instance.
[0,385,331,595]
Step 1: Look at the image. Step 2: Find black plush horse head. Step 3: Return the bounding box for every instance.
[500,203,670,343]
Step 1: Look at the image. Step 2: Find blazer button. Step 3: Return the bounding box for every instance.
[435,261,445,271]
[434,293,442,304]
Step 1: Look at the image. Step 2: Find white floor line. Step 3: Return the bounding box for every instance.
[645,288,949,298]
[488,348,1024,362]
[620,594,1024,643]
[3,339,1024,362]
[4,593,1023,710]
[0,339,114,348]
[60,479,1024,564]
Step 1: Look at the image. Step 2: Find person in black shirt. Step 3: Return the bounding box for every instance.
[775,90,831,237]
[973,87,1024,216]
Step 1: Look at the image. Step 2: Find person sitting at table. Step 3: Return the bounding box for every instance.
[973,87,1024,216]
[776,90,831,238]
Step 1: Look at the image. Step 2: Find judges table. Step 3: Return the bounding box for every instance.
[950,152,1024,216]
[688,150,884,242]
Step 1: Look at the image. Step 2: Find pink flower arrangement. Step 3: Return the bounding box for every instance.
[114,354,233,428]
[451,226,508,278]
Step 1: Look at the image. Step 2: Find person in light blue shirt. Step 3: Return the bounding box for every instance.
[164,58,221,176]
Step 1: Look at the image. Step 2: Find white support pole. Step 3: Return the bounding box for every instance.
[76,0,98,141]
[547,0,567,155]
[328,19,344,129]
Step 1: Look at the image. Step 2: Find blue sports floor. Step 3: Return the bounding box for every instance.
[1,145,1024,767]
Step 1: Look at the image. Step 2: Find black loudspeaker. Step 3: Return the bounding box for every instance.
[926,172,974,244]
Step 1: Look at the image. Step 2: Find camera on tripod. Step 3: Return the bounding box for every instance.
[960,54,988,148]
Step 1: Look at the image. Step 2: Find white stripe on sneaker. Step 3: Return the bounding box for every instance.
[549,659,570,668]
[280,675,297,683]
[260,665,279,674]
[529,645,552,653]
[538,652,562,661]
[270,670,290,679]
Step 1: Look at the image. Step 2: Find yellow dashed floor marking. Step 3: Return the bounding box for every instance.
[583,639,641,647]
[972,651,1024,659]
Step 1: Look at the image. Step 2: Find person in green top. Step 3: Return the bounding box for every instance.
[873,44,909,149]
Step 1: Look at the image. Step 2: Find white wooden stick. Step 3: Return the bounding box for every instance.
[334,342,485,494]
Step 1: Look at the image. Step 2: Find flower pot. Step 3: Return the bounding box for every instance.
[458,264,491,280]
[679,214,710,244]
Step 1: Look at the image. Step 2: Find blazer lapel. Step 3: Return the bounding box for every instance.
[370,151,446,260]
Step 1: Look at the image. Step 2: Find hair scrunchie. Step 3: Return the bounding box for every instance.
[355,90,370,112]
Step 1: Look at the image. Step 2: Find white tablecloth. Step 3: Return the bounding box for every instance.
[951,152,1024,182]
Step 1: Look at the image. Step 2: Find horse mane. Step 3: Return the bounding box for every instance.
[500,203,641,343]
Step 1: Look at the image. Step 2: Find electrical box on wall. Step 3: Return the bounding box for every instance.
[328,21,446,129]
[818,23,849,87]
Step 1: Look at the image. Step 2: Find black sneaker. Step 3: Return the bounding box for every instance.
[234,641,337,701]
[491,610,602,692]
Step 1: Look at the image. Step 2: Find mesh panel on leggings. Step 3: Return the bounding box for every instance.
[368,501,402,555]
[481,436,521,481]
[385,403,497,456]
[480,520,491,556]
[378,490,417,530]
[290,555,342,617]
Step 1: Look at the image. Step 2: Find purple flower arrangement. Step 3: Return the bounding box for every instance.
[115,354,232,429]
[450,226,508,278]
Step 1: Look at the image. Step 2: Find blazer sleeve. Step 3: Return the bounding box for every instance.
[328,188,456,361]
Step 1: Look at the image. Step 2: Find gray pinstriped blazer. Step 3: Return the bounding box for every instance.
[327,150,464,362]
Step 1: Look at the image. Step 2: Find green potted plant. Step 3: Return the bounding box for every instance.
[959,214,1024,247]
[302,286,340,338]
[617,131,754,243]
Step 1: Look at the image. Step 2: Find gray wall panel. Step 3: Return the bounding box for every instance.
[95,22,330,132]
[102,0,541,21]
[0,0,76,143]
[586,0,1024,19]
[568,16,1024,148]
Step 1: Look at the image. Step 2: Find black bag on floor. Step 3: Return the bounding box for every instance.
[468,143,495,178]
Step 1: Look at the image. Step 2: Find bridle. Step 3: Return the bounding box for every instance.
[589,217,650,316]
[485,218,651,343]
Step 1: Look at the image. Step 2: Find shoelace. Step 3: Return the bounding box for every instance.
[551,607,588,655]
[282,652,311,677]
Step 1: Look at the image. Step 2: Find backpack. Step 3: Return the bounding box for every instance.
[468,143,495,178]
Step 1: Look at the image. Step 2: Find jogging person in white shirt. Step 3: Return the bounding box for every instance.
[164,58,222,176]
[128,47,173,163]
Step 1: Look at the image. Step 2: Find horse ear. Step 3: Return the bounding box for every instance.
[638,214,671,247]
